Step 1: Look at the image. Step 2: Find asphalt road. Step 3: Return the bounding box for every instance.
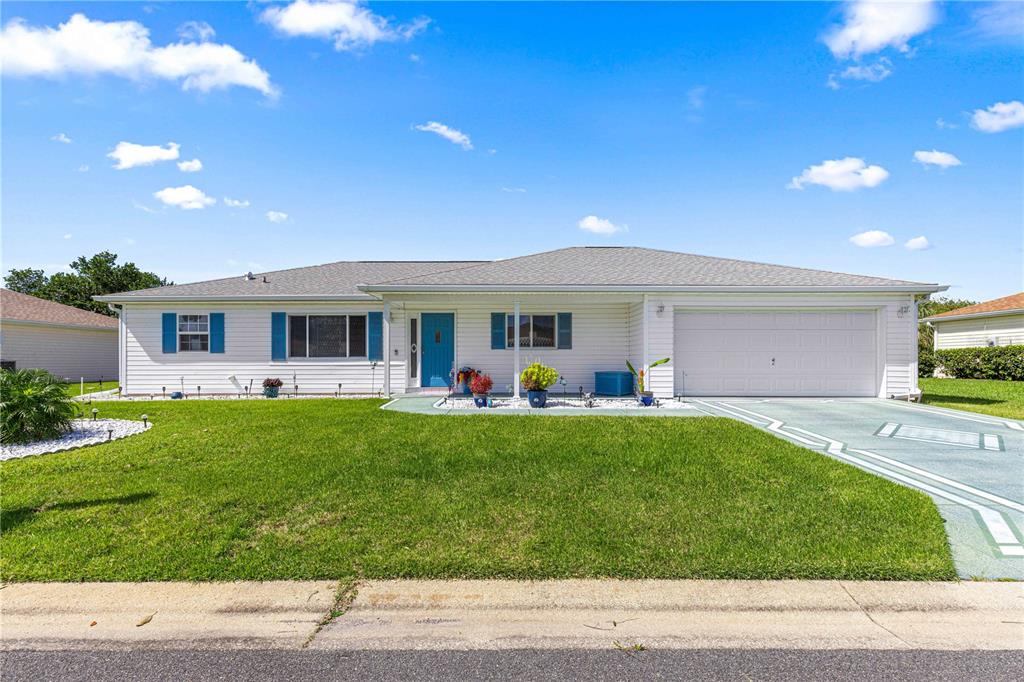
[3,649,1023,681]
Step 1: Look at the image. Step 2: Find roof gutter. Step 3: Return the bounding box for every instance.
[923,308,1024,323]
[358,284,949,294]
[93,294,375,303]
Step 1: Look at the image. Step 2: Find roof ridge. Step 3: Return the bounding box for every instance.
[372,247,582,285]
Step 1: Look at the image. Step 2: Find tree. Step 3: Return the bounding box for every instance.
[916,296,978,377]
[3,252,170,316]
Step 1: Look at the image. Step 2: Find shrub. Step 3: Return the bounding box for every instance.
[918,349,936,378]
[934,345,1024,381]
[0,368,78,444]
[262,377,284,388]
[520,363,559,391]
[469,373,493,395]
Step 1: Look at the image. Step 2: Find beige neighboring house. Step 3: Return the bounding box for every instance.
[0,288,118,382]
[923,292,1024,349]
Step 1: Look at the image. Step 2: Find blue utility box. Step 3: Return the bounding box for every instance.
[594,371,633,396]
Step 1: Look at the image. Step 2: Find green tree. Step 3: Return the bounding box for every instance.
[3,252,170,316]
[916,296,978,376]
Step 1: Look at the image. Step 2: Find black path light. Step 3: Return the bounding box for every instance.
[559,376,567,404]
[141,414,149,428]
[197,386,202,398]
[91,408,99,421]
[107,428,113,441]
[162,386,166,399]
[337,383,343,398]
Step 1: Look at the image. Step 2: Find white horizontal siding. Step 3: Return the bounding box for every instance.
[0,322,117,381]
[933,314,1024,349]
[121,302,402,395]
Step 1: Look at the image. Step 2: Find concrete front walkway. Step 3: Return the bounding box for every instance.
[2,580,1021,652]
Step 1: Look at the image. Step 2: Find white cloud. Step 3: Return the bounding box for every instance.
[827,58,892,89]
[108,141,179,169]
[266,210,289,223]
[154,185,215,210]
[501,186,526,193]
[51,132,71,143]
[787,157,889,191]
[823,0,938,59]
[970,2,1024,41]
[970,100,1024,133]
[132,200,157,213]
[177,20,215,42]
[408,53,420,62]
[414,121,473,150]
[177,158,203,172]
[913,149,961,168]
[687,85,707,110]
[935,117,958,130]
[224,197,250,208]
[261,1,429,51]
[578,215,627,235]
[905,235,931,251]
[77,164,89,172]
[849,230,895,248]
[0,13,277,97]
[63,233,72,240]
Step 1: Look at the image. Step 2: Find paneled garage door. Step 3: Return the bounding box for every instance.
[673,310,878,397]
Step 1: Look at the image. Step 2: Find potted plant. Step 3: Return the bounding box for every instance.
[262,377,283,398]
[469,373,493,408]
[520,362,559,408]
[456,367,479,395]
[626,358,670,406]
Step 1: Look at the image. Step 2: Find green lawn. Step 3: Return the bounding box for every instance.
[0,400,955,582]
[920,378,1024,420]
[64,381,119,397]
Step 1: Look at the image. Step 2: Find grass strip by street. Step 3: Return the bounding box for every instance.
[0,399,955,581]
[64,381,119,397]
[920,378,1024,420]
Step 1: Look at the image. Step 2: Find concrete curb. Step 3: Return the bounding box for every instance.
[3,580,1022,651]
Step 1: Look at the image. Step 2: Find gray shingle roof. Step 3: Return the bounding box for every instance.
[97,247,941,301]
[1,289,118,329]
[98,261,485,300]
[368,247,939,290]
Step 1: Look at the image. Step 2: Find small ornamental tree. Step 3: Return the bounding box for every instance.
[520,363,559,392]
[0,368,78,444]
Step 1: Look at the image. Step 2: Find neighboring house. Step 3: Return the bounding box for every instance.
[0,288,118,381]
[95,247,945,399]
[922,293,1024,350]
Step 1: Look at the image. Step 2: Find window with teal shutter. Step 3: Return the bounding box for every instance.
[271,312,287,360]
[557,313,572,349]
[367,312,383,360]
[162,313,176,353]
[490,313,505,349]
[210,313,225,353]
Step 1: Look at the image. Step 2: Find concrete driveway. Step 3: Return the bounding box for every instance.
[692,398,1024,580]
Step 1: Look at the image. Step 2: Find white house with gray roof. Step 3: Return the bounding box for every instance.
[96,247,946,399]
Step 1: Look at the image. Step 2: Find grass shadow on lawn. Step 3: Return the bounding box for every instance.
[0,399,957,582]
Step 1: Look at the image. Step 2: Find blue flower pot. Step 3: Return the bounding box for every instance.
[639,393,654,407]
[169,391,184,400]
[527,390,548,408]
[473,395,488,408]
[263,386,280,398]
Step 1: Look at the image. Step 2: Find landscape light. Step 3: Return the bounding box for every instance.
[141,415,148,428]
[91,408,99,421]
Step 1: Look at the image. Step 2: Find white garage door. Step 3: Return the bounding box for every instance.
[673,310,878,397]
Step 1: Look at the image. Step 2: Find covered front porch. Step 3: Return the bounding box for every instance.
[376,292,653,399]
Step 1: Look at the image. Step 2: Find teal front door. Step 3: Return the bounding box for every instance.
[420,313,455,388]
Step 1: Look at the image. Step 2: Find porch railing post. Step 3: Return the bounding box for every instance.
[513,300,521,400]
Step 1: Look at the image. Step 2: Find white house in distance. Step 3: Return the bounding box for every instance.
[0,288,118,382]
[923,293,1024,349]
[95,247,946,399]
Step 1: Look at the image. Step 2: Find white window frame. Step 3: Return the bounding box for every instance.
[288,314,368,359]
[178,314,209,352]
[506,313,558,349]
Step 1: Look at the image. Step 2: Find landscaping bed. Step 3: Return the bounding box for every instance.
[0,399,955,582]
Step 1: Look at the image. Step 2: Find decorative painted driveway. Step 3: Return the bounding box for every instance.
[693,398,1024,580]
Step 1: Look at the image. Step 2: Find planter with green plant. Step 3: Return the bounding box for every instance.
[262,377,283,398]
[520,362,559,408]
[0,368,78,444]
[626,358,670,406]
[469,373,494,408]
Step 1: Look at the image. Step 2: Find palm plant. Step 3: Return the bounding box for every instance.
[626,358,670,394]
[0,368,78,444]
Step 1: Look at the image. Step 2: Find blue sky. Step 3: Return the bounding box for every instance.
[2,1,1021,300]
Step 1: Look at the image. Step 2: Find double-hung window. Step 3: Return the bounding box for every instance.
[506,314,557,348]
[178,314,209,352]
[288,315,367,358]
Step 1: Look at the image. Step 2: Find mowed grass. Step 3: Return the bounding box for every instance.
[0,400,955,582]
[64,381,119,397]
[920,378,1024,420]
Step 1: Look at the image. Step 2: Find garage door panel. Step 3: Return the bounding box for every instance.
[674,309,878,397]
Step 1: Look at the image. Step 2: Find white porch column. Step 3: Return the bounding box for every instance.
[382,301,391,397]
[642,293,650,376]
[513,300,521,400]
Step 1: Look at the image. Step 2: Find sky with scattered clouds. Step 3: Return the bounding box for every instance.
[1,1,1021,300]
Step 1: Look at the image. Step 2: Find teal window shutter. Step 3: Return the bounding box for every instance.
[367,312,383,361]
[490,313,505,349]
[162,313,177,353]
[210,313,225,353]
[271,312,286,360]
[557,313,572,349]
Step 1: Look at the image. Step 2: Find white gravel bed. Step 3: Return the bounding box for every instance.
[440,396,696,411]
[89,393,385,401]
[1,419,151,461]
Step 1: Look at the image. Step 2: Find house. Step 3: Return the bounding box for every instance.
[922,293,1024,349]
[95,247,946,399]
[0,288,119,382]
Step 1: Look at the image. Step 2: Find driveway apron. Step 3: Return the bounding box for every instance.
[692,398,1024,580]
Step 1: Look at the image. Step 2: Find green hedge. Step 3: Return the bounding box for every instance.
[933,345,1024,381]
